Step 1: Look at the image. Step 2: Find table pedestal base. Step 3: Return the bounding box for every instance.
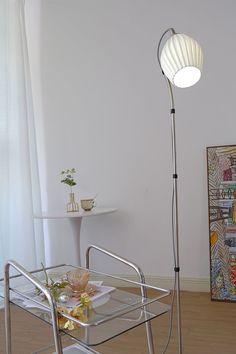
[69,218,82,266]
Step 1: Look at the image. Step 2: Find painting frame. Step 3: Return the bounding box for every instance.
[207,144,236,302]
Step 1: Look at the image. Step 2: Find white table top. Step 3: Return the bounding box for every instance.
[34,207,117,219]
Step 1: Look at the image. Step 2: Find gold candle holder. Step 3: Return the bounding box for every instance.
[67,192,79,212]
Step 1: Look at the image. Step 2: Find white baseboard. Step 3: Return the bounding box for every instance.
[146,275,210,292]
[101,274,210,293]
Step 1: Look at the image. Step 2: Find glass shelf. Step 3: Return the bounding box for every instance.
[0,264,170,348]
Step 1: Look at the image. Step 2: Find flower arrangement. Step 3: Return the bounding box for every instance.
[36,264,94,330]
[60,168,79,212]
[57,293,91,330]
[60,168,77,191]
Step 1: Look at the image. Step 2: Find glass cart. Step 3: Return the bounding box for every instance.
[0,245,170,353]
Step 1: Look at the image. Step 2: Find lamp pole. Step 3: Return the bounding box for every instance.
[167,77,183,354]
[157,27,202,354]
[157,28,183,354]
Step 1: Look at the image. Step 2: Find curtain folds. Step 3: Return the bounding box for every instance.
[0,0,45,276]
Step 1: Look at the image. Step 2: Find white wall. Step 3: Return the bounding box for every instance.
[28,0,236,282]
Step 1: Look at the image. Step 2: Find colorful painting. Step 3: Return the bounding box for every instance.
[207,145,236,301]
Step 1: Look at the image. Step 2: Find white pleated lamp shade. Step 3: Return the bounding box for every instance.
[160,33,203,88]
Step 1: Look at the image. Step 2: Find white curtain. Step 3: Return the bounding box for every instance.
[0,0,45,276]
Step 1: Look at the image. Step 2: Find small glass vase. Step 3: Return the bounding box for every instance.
[67,192,79,212]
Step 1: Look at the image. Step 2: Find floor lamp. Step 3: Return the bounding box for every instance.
[157,29,203,354]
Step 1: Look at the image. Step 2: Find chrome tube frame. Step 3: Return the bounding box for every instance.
[4,260,63,354]
[86,244,155,354]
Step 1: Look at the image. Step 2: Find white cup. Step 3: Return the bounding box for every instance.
[81,198,96,211]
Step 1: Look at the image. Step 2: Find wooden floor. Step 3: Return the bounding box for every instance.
[0,291,236,354]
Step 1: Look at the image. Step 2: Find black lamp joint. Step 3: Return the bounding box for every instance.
[174,267,180,272]
[173,174,178,179]
[171,108,175,114]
